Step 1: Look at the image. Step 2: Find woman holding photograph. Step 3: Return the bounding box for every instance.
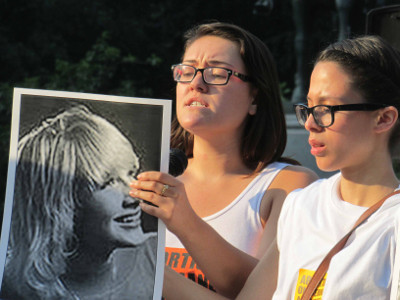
[1,105,157,300]
[133,35,400,299]
[130,21,318,296]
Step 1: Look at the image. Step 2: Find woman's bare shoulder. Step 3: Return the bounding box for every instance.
[270,164,318,192]
[258,164,318,228]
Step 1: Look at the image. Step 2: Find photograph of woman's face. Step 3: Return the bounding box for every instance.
[0,93,168,300]
[75,131,153,252]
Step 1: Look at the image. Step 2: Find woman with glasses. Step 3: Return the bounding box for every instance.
[130,21,317,297]
[272,35,400,299]
[134,33,400,299]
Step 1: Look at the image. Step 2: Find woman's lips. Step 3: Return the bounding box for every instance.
[114,211,141,227]
[185,98,208,107]
[189,101,206,107]
[309,139,326,156]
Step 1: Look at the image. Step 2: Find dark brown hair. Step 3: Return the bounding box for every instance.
[170,22,298,172]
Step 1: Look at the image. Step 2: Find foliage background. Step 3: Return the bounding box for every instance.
[0,0,399,214]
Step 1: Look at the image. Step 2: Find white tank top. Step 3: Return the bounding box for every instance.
[164,162,289,290]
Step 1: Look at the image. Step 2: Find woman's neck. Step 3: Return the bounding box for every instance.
[339,154,399,206]
[190,135,251,179]
[62,251,117,300]
[66,247,114,279]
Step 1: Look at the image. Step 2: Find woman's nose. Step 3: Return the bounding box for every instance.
[116,180,140,208]
[189,71,209,93]
[122,195,140,209]
[304,113,322,132]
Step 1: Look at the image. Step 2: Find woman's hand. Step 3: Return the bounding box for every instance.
[129,171,198,236]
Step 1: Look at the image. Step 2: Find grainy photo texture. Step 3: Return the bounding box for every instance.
[0,88,171,300]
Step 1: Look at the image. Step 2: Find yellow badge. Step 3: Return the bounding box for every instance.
[294,268,326,300]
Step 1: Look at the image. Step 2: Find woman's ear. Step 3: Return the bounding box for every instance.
[249,103,257,115]
[248,88,258,116]
[374,106,399,133]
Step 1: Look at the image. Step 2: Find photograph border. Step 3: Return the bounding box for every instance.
[0,87,172,300]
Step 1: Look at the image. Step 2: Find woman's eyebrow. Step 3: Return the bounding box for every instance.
[181,59,197,64]
[182,59,234,68]
[306,96,340,106]
[208,60,235,68]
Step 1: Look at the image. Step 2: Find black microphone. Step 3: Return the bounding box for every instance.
[169,148,188,177]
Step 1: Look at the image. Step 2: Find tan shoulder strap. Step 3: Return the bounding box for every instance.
[301,189,400,300]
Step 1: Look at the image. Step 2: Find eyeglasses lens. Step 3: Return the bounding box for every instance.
[173,65,194,82]
[295,106,307,126]
[205,68,229,84]
[313,106,332,127]
[295,105,333,127]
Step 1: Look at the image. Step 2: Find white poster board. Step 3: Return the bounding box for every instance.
[0,88,171,300]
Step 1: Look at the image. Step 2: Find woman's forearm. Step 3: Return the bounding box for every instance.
[163,266,230,300]
[176,213,259,298]
[131,172,259,297]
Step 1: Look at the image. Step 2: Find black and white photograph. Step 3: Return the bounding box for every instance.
[0,88,171,300]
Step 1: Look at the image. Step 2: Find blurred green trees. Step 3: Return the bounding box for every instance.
[0,0,398,209]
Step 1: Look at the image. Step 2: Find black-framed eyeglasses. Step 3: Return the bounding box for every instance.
[293,103,389,128]
[171,64,252,85]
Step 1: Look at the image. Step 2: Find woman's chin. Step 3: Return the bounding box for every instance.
[315,158,339,173]
[113,228,154,248]
[177,114,210,131]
